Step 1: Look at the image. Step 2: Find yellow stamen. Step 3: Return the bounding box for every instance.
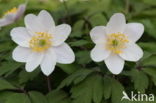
[29,32,52,52]
[106,32,129,54]
[4,7,18,16]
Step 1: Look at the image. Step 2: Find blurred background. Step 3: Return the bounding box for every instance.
[0,0,156,103]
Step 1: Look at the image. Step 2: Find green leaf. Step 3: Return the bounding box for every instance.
[142,55,156,67]
[125,69,149,93]
[70,40,91,47]
[0,62,22,76]
[0,78,15,90]
[111,78,124,103]
[141,19,156,39]
[71,74,94,103]
[0,91,14,103]
[71,74,104,103]
[47,90,71,103]
[58,69,94,89]
[142,0,156,5]
[18,69,40,84]
[57,64,78,74]
[103,77,124,103]
[90,13,107,26]
[103,77,112,99]
[76,51,92,64]
[139,42,156,53]
[70,20,84,38]
[143,68,156,86]
[0,42,13,52]
[5,93,31,103]
[29,91,48,103]
[92,75,104,103]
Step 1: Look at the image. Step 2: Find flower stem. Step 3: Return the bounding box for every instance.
[46,76,52,92]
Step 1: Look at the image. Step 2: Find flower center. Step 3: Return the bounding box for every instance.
[4,7,18,16]
[106,33,129,54]
[29,32,52,52]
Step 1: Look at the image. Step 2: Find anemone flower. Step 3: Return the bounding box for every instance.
[11,10,75,76]
[90,13,144,74]
[0,4,26,28]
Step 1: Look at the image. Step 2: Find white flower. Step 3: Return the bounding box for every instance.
[11,10,75,76]
[90,13,144,74]
[0,4,26,27]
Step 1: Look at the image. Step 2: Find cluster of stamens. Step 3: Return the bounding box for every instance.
[4,7,17,16]
[106,32,129,54]
[29,32,52,52]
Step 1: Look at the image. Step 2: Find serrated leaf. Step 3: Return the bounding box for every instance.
[71,74,94,103]
[58,69,94,89]
[126,69,149,93]
[103,77,124,103]
[71,74,104,103]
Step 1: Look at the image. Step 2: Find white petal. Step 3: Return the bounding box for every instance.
[91,44,110,62]
[0,14,15,27]
[53,43,75,64]
[50,24,71,46]
[24,14,43,33]
[26,52,44,72]
[38,10,55,30]
[12,46,31,62]
[15,4,26,20]
[124,23,144,42]
[119,42,143,61]
[41,48,56,76]
[105,54,125,74]
[90,26,107,44]
[10,27,31,47]
[106,13,126,34]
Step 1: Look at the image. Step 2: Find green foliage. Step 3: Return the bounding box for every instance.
[58,71,125,103]
[58,69,94,89]
[5,93,31,103]
[0,78,15,90]
[57,64,78,74]
[47,90,71,103]
[0,0,156,102]
[143,68,156,86]
[124,69,149,93]
[29,91,48,103]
